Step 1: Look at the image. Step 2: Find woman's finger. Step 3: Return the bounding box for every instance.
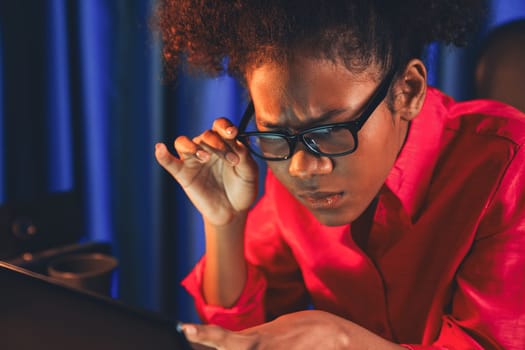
[174,136,210,162]
[212,118,249,158]
[181,324,228,349]
[181,323,255,350]
[155,142,185,177]
[194,129,240,165]
[212,117,238,140]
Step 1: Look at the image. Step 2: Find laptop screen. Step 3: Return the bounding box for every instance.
[0,261,192,350]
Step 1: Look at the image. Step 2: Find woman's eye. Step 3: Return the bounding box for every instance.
[310,128,334,139]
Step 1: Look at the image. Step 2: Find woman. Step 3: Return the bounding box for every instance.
[155,1,525,349]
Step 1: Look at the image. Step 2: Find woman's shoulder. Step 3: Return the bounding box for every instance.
[433,88,525,146]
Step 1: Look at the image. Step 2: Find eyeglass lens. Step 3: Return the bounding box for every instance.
[244,125,356,160]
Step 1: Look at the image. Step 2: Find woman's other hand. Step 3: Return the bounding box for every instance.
[181,310,406,350]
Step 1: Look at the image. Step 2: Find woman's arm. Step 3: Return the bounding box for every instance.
[155,117,258,309]
[202,213,248,307]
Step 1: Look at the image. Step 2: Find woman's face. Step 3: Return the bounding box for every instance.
[245,57,411,226]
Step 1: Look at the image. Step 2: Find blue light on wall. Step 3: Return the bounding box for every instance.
[78,0,113,242]
[489,0,525,28]
[47,0,73,193]
[0,29,4,204]
[424,42,440,88]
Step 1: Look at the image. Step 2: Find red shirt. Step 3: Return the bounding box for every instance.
[183,88,525,349]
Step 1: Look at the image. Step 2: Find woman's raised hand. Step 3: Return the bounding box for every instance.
[155,117,258,227]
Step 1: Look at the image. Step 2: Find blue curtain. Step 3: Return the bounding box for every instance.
[0,0,524,324]
[0,29,4,204]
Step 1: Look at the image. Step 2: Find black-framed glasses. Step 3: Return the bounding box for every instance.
[236,68,396,161]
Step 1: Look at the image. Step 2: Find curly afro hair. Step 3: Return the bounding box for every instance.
[155,0,486,80]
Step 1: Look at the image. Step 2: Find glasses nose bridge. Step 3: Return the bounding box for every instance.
[283,133,297,158]
[286,131,321,158]
[287,139,333,178]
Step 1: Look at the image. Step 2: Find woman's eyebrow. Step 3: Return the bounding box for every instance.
[258,108,349,129]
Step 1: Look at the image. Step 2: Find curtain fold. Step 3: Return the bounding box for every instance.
[78,0,113,244]
[0,29,4,204]
[47,0,73,193]
[0,0,524,324]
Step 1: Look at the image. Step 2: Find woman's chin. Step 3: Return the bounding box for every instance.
[310,206,362,227]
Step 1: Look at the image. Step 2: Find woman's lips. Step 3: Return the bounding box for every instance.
[298,192,344,209]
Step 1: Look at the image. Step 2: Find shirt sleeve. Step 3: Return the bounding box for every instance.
[406,143,525,349]
[181,257,267,331]
[181,171,310,330]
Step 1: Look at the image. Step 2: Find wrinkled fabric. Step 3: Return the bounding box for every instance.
[183,88,525,349]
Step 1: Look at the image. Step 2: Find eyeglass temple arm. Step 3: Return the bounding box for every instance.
[354,68,397,130]
[238,102,255,132]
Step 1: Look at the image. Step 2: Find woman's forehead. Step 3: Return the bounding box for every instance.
[246,58,382,128]
[246,57,382,106]
[245,56,381,83]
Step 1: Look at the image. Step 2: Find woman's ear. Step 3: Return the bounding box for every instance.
[393,59,427,121]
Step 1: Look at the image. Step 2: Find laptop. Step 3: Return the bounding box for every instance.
[0,261,193,350]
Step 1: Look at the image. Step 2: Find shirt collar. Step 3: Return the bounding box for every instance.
[385,87,454,221]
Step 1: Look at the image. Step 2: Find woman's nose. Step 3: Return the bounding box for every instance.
[288,148,333,179]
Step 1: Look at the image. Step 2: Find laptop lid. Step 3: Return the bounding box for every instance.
[0,261,192,350]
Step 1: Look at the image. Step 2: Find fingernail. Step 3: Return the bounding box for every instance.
[182,324,197,335]
[226,126,235,136]
[155,143,161,150]
[226,152,238,163]
[196,150,208,160]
